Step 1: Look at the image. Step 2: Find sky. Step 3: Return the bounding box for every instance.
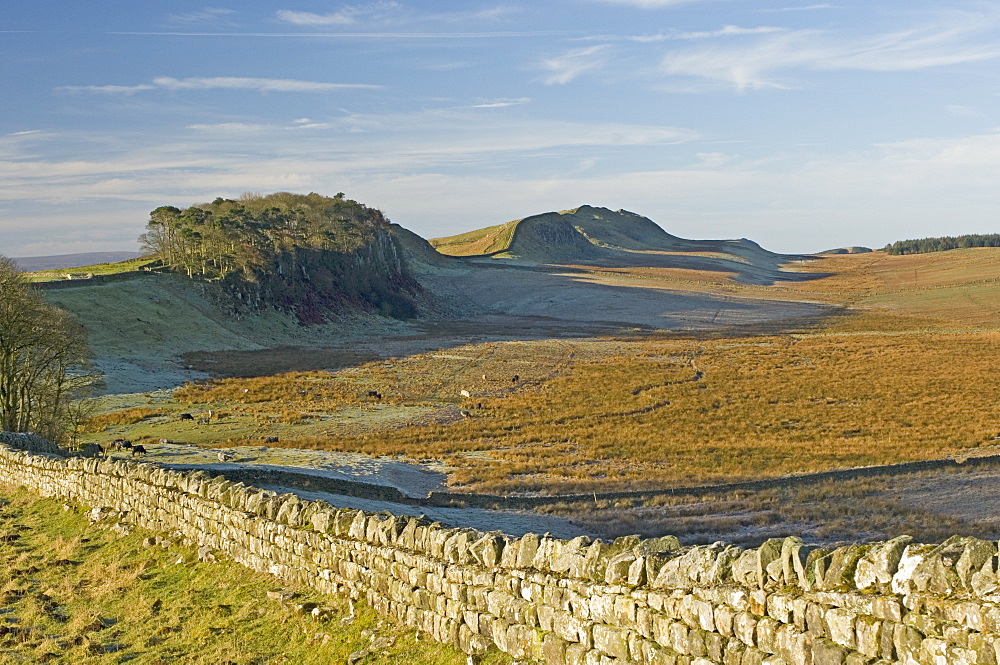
[2,1,1000,256]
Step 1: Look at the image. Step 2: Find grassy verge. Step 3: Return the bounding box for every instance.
[0,487,511,664]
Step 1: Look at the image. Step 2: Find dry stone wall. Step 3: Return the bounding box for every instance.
[2,441,1000,665]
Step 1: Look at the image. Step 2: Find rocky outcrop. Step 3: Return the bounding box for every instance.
[1,439,999,664]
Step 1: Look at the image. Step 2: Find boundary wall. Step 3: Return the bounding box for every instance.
[3,440,1000,665]
[31,269,158,290]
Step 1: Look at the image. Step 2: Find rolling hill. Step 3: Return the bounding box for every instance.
[430,205,819,285]
[27,203,835,394]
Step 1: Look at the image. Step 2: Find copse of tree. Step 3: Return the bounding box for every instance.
[140,192,419,323]
[140,191,385,279]
[884,234,1000,255]
[0,256,91,443]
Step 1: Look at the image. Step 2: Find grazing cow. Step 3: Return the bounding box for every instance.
[217,451,235,463]
[460,390,471,398]
[197,417,210,425]
[459,410,471,419]
[265,435,279,443]
[109,438,132,452]
[131,445,147,457]
[511,375,520,384]
[366,390,382,400]
[179,413,194,421]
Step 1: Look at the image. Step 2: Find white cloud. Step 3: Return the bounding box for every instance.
[694,152,734,167]
[275,2,402,27]
[603,25,785,43]
[58,77,379,95]
[429,6,521,23]
[586,0,710,7]
[761,4,837,12]
[152,76,379,92]
[541,44,611,84]
[0,114,698,209]
[186,123,269,132]
[677,25,786,40]
[470,98,531,108]
[275,9,358,26]
[7,107,1000,256]
[165,7,237,26]
[57,84,157,94]
[659,11,1000,91]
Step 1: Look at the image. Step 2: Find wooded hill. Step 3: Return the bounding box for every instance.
[140,192,419,323]
[885,233,1000,255]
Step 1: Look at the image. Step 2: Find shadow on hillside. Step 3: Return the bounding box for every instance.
[463,251,833,287]
[182,258,842,379]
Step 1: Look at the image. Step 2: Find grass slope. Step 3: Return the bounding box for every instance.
[0,487,508,664]
[25,257,152,283]
[428,220,520,256]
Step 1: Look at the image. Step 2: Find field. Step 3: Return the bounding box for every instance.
[0,487,509,664]
[25,258,153,283]
[77,248,1000,500]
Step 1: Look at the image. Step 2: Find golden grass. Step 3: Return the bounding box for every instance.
[83,407,165,432]
[163,309,1000,495]
[81,246,1000,497]
[547,468,996,547]
[429,220,519,256]
[305,317,1000,494]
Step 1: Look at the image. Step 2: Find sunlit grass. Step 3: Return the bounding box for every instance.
[154,309,1000,496]
[25,257,152,282]
[0,488,510,664]
[78,247,1000,497]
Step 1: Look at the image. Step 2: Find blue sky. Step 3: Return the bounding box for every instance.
[2,1,1000,256]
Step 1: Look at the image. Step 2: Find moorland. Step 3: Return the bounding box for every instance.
[6,195,1000,662]
[26,198,1000,548]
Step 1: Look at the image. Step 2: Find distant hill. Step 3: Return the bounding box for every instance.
[431,205,819,285]
[819,247,872,255]
[11,251,142,272]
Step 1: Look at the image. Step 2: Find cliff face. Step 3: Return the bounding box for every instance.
[218,229,420,324]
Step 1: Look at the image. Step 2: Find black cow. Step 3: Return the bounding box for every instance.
[131,445,147,457]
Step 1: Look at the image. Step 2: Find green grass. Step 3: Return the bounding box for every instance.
[429,220,520,256]
[0,487,512,664]
[26,258,153,283]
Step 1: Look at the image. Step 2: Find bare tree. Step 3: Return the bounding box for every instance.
[0,256,91,442]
